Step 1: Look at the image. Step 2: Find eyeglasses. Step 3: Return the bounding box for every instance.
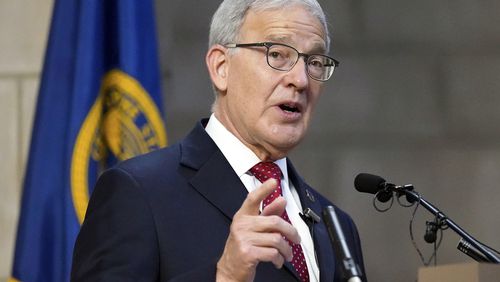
[225,42,339,81]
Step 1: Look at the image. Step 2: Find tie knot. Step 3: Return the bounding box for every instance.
[250,162,282,183]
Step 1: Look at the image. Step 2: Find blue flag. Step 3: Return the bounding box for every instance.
[10,0,167,281]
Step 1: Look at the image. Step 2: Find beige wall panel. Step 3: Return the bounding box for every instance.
[19,78,39,182]
[0,0,53,74]
[0,79,20,279]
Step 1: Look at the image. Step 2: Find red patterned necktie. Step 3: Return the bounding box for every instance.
[250,162,310,282]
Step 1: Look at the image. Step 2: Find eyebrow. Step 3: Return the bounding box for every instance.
[264,34,327,54]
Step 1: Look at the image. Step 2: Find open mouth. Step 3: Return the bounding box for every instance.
[279,103,301,113]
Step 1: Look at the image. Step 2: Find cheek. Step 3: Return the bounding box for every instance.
[239,75,278,112]
[308,86,323,108]
[228,66,264,100]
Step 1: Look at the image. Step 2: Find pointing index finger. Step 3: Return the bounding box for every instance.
[238,178,278,216]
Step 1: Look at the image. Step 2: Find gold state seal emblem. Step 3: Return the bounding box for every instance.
[71,69,167,224]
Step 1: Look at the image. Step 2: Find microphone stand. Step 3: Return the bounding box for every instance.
[393,186,500,263]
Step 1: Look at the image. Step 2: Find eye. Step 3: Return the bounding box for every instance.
[266,45,295,69]
[268,50,285,60]
[308,58,324,68]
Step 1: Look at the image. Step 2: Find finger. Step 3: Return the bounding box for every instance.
[250,232,293,262]
[252,215,301,245]
[260,197,299,243]
[238,178,278,216]
[261,196,286,217]
[252,246,286,269]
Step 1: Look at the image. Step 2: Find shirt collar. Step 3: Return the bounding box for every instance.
[205,113,288,178]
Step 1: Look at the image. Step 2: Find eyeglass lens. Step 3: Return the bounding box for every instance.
[266,44,334,81]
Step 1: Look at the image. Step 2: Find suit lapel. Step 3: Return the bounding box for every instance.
[287,160,336,282]
[179,120,247,220]
[190,150,248,220]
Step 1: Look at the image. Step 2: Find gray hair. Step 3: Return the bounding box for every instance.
[209,0,331,51]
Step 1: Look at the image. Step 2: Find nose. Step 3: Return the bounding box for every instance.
[284,57,309,90]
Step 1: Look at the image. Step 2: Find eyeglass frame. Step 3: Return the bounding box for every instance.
[225,42,339,81]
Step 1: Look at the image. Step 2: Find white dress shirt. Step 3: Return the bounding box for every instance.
[205,114,320,282]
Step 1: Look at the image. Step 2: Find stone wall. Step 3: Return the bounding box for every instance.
[0,0,53,280]
[1,0,499,281]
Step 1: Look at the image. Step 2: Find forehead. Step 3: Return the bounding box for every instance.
[240,5,327,53]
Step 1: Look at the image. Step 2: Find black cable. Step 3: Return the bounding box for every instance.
[409,193,427,265]
[397,193,415,208]
[373,190,394,212]
[433,235,437,266]
[408,193,446,267]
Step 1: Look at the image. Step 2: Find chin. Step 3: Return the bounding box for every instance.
[272,136,303,154]
[261,125,307,156]
[278,128,306,146]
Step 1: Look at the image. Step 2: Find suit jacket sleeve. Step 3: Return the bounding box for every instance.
[71,167,217,282]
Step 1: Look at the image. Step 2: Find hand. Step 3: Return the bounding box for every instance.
[216,179,301,282]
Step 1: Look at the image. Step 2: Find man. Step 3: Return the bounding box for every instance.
[71,0,366,281]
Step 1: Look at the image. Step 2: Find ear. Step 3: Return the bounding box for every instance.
[205,45,229,93]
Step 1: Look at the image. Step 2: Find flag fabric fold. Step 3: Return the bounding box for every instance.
[10,0,166,281]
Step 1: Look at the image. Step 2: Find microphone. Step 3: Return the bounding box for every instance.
[299,208,321,225]
[457,238,490,263]
[354,173,415,203]
[354,173,386,194]
[354,173,393,202]
[322,205,363,282]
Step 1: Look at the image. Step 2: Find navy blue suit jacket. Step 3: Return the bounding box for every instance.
[71,120,366,281]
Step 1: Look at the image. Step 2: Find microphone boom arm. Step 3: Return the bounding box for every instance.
[392,186,500,263]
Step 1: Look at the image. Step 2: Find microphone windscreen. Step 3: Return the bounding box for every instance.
[354,173,386,194]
